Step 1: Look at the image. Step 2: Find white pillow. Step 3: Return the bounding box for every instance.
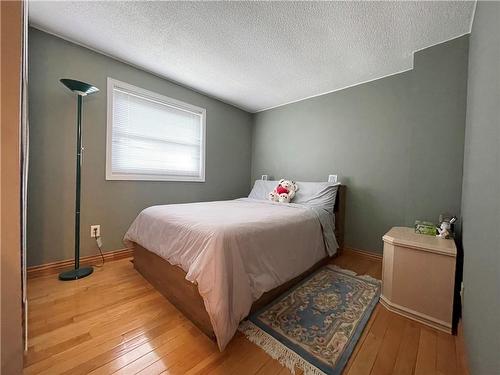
[248,179,339,213]
[293,181,340,214]
[248,180,278,200]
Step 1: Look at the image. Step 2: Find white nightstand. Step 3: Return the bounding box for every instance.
[381,227,457,333]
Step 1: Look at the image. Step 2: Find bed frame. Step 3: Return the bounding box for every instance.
[132,185,346,342]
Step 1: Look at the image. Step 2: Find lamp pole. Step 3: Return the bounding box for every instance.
[75,94,82,270]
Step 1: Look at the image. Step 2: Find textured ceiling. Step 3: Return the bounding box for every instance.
[29,1,475,112]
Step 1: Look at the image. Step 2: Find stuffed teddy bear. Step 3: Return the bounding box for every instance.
[268,179,298,203]
[436,216,456,239]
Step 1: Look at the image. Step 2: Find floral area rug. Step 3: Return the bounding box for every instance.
[239,265,380,375]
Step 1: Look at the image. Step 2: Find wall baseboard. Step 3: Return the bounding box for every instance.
[343,246,383,261]
[27,248,133,279]
[28,246,380,278]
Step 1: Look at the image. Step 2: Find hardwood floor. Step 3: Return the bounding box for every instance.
[24,251,468,375]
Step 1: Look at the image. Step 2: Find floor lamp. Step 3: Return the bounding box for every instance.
[59,78,99,281]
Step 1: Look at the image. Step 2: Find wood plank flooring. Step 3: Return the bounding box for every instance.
[24,251,468,375]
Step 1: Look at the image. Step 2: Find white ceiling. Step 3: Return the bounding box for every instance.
[29,1,475,113]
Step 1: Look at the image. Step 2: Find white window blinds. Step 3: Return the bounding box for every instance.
[106,79,206,181]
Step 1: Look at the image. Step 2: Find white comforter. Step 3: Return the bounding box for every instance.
[124,198,337,350]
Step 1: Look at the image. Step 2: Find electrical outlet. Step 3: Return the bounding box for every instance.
[328,174,338,183]
[90,225,100,238]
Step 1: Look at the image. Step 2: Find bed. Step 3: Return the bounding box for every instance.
[124,181,346,350]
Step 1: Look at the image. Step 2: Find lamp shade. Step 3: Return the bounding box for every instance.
[60,78,99,96]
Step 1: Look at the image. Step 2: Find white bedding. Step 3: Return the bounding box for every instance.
[124,198,338,350]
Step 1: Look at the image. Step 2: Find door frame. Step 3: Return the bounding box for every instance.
[1,1,25,373]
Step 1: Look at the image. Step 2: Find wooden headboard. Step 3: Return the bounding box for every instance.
[334,185,346,253]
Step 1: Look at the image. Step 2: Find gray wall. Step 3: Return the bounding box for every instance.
[28,28,253,266]
[252,36,469,253]
[461,2,500,374]
[28,28,471,263]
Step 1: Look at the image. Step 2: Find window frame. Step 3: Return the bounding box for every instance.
[106,77,206,182]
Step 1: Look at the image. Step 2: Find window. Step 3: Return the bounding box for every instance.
[106,78,206,181]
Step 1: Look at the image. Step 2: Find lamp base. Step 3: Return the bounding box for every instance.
[58,266,93,281]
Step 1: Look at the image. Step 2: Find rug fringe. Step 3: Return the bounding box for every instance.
[357,274,381,284]
[328,264,381,284]
[327,264,357,276]
[239,321,327,375]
